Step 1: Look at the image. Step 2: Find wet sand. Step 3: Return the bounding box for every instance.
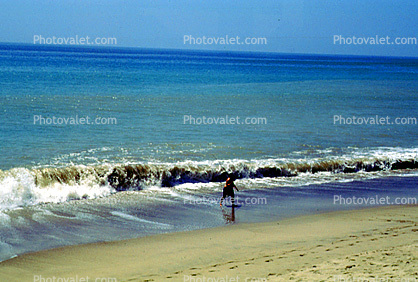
[0,205,417,281]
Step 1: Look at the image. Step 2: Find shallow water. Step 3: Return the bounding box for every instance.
[0,175,416,262]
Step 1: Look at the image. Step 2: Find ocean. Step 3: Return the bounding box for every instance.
[0,43,417,261]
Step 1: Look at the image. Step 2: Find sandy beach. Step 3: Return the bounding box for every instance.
[0,205,416,282]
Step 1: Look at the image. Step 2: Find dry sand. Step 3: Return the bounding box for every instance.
[0,205,417,282]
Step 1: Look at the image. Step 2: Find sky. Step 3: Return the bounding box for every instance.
[0,0,417,57]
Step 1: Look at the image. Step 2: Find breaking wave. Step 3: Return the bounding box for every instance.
[0,147,417,209]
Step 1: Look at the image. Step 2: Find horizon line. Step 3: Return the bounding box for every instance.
[0,41,417,60]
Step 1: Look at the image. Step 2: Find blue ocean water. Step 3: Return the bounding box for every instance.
[0,44,417,261]
[0,44,417,171]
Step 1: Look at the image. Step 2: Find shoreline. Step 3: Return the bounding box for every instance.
[1,205,417,282]
[1,175,416,264]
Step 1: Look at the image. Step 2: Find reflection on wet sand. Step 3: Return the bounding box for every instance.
[221,205,235,224]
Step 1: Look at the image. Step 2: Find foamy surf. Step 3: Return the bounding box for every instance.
[0,167,115,210]
[0,147,416,211]
[110,211,172,228]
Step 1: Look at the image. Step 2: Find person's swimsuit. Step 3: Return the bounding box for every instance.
[223,183,235,198]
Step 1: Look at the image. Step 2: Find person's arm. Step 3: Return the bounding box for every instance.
[234,184,239,191]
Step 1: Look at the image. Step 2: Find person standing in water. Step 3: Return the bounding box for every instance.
[220,177,239,207]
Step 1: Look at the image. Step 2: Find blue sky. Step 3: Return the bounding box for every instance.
[0,0,416,57]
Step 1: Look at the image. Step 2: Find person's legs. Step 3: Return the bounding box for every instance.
[221,190,235,207]
[220,189,229,206]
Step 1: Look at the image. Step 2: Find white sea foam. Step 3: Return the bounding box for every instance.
[0,167,115,210]
[110,211,172,228]
[0,146,416,211]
